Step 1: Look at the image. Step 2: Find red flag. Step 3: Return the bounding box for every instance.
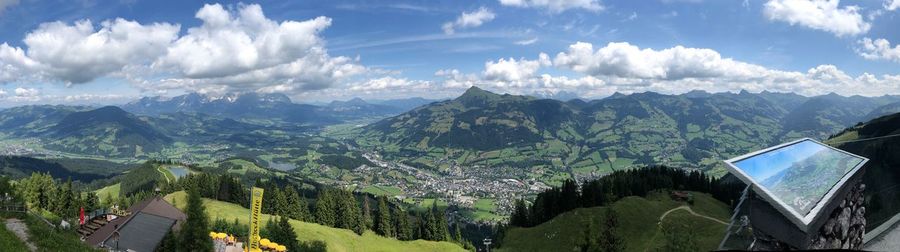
[79,207,85,225]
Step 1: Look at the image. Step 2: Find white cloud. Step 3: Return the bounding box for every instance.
[0,43,40,83]
[156,4,333,78]
[483,53,551,82]
[499,0,604,13]
[553,42,772,80]
[763,0,870,37]
[857,38,900,63]
[13,87,39,100]
[514,37,538,45]
[432,41,900,97]
[349,76,433,92]
[887,0,900,11]
[21,19,179,84]
[442,7,495,35]
[0,19,179,84]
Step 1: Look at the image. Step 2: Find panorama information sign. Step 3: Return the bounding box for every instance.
[724,138,867,230]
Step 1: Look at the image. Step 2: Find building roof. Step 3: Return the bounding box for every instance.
[103,212,176,252]
[84,196,185,250]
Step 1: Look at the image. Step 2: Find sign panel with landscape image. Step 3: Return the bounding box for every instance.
[724,138,867,229]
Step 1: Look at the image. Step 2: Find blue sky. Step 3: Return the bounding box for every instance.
[1,0,900,106]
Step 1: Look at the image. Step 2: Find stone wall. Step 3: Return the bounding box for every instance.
[808,182,866,250]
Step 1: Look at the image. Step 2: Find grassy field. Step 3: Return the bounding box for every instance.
[463,198,503,222]
[360,185,403,197]
[95,183,121,203]
[164,191,465,252]
[497,192,730,252]
[23,214,100,252]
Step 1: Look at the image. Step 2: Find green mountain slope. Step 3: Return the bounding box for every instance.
[0,105,88,136]
[826,112,900,230]
[497,192,729,252]
[358,87,900,178]
[164,191,466,252]
[44,106,171,157]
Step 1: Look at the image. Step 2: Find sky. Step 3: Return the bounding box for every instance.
[1,0,900,106]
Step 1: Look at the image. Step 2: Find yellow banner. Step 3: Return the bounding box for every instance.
[248,187,264,251]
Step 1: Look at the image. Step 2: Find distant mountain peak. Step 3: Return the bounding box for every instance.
[456,86,501,106]
[462,86,489,95]
[607,92,626,99]
[684,90,711,98]
[93,105,128,115]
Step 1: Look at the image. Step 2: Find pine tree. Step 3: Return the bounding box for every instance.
[272,187,288,217]
[362,197,374,231]
[393,207,413,240]
[272,216,300,252]
[430,202,449,241]
[510,199,529,227]
[83,192,99,212]
[178,187,213,251]
[284,186,304,221]
[103,192,113,208]
[315,189,336,227]
[374,197,393,237]
[453,221,464,243]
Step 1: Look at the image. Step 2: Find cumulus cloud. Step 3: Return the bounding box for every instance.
[150,3,366,94]
[13,87,39,101]
[21,19,179,84]
[553,42,772,80]
[857,38,900,63]
[887,0,900,10]
[349,76,433,92]
[442,7,495,34]
[498,0,604,13]
[483,53,551,82]
[0,3,368,96]
[763,0,870,37]
[0,43,39,83]
[434,41,900,97]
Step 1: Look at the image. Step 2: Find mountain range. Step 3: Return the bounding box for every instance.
[2,88,899,167]
[122,92,437,124]
[359,87,900,175]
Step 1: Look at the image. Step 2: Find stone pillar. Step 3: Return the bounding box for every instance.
[808,182,866,250]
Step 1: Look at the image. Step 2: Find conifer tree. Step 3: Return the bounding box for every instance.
[315,189,336,227]
[374,196,393,237]
[296,195,311,222]
[362,197,373,231]
[393,207,413,240]
[510,199,529,227]
[272,187,288,217]
[179,187,213,251]
[272,216,300,252]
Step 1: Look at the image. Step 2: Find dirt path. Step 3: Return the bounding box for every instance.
[158,166,171,183]
[5,218,37,252]
[643,205,729,252]
[659,205,729,225]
